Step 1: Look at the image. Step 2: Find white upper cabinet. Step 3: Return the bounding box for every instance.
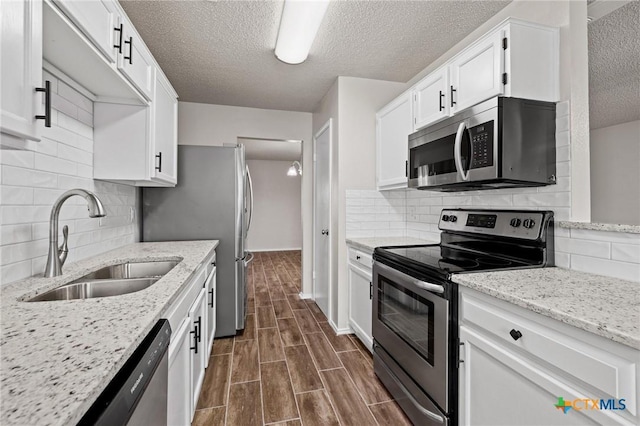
[93,70,178,186]
[52,0,118,63]
[117,24,154,101]
[413,66,449,131]
[1,0,43,142]
[150,71,178,184]
[449,30,505,114]
[376,91,413,190]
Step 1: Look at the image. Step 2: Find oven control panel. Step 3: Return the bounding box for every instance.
[439,209,551,240]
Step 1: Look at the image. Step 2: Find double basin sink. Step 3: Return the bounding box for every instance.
[29,260,180,302]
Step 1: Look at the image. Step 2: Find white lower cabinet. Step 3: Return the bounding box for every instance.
[347,246,374,350]
[167,317,192,426]
[189,288,207,416]
[166,249,217,424]
[459,287,639,426]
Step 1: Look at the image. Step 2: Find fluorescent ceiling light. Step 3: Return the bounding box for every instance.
[275,0,330,65]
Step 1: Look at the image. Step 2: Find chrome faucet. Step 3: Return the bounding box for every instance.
[44,189,106,277]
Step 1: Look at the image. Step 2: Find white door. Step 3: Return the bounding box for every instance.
[313,120,331,317]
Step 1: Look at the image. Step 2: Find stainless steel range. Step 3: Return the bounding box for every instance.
[372,209,554,426]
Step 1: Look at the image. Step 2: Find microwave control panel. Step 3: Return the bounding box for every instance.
[469,121,494,169]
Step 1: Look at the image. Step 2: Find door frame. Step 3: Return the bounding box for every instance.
[312,119,333,321]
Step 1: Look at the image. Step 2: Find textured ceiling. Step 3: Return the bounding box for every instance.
[239,138,302,161]
[120,0,510,112]
[588,1,640,130]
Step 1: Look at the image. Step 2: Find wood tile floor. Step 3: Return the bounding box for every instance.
[193,251,412,426]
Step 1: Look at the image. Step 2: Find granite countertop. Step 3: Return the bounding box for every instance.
[558,221,640,234]
[452,267,640,350]
[0,240,218,426]
[346,236,438,253]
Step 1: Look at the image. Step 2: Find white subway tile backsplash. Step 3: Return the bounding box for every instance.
[571,255,640,282]
[556,237,610,258]
[0,70,138,286]
[611,243,640,263]
[570,229,640,245]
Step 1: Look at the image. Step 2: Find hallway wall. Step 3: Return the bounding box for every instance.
[246,160,302,251]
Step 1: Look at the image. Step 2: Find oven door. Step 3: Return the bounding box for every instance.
[372,261,450,413]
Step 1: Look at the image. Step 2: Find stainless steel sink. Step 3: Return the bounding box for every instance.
[27,260,180,302]
[29,277,160,302]
[73,260,180,281]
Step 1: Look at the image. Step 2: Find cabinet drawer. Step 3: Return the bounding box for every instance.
[348,248,373,270]
[461,290,638,415]
[164,266,207,332]
[204,252,217,276]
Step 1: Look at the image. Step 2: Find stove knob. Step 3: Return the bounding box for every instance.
[442,215,450,222]
[510,218,521,228]
[523,219,536,229]
[450,215,457,223]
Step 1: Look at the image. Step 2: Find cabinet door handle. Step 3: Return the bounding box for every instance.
[124,36,133,64]
[35,81,51,128]
[155,152,162,172]
[450,86,456,107]
[196,316,202,342]
[369,281,373,300]
[190,329,198,353]
[356,255,361,260]
[113,24,123,53]
[209,288,214,308]
[439,90,445,111]
[509,329,522,341]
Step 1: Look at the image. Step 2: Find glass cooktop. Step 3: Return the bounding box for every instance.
[378,244,536,275]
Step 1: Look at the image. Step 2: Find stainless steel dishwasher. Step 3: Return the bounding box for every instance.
[78,319,171,426]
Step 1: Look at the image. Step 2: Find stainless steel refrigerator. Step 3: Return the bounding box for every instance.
[142,145,253,337]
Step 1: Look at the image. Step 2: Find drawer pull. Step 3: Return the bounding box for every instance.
[509,329,523,341]
[356,255,361,260]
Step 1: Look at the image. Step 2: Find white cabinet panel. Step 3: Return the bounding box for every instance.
[450,30,505,114]
[118,26,154,100]
[168,317,192,426]
[53,0,118,63]
[1,0,43,141]
[205,265,217,362]
[376,91,413,190]
[151,71,178,185]
[413,66,449,131]
[348,262,373,350]
[189,287,207,418]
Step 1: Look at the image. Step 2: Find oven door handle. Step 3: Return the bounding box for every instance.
[376,347,445,424]
[454,121,470,181]
[375,262,445,294]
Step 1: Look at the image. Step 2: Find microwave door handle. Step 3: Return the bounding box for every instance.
[454,122,470,181]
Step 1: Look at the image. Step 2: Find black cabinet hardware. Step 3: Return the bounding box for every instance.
[502,73,508,85]
[190,328,198,353]
[195,316,202,342]
[503,37,508,50]
[439,90,444,111]
[124,36,133,64]
[35,81,51,128]
[405,160,408,178]
[113,24,123,53]
[209,288,214,308]
[356,255,361,260]
[450,86,456,107]
[369,281,373,299]
[155,152,162,172]
[509,329,522,341]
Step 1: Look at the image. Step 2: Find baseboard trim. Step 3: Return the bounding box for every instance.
[329,320,352,335]
[249,248,302,252]
[299,292,313,299]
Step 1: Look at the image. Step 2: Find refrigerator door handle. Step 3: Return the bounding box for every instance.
[246,166,254,234]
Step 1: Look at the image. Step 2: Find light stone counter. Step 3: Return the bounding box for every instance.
[558,221,640,234]
[346,236,438,253]
[452,267,640,349]
[0,240,218,426]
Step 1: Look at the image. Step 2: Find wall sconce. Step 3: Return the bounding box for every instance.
[287,161,302,176]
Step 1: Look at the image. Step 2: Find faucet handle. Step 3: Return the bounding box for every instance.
[59,225,69,266]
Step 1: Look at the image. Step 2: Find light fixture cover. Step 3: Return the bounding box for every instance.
[287,161,302,176]
[275,0,330,65]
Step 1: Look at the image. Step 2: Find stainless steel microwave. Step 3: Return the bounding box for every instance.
[408,97,557,191]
